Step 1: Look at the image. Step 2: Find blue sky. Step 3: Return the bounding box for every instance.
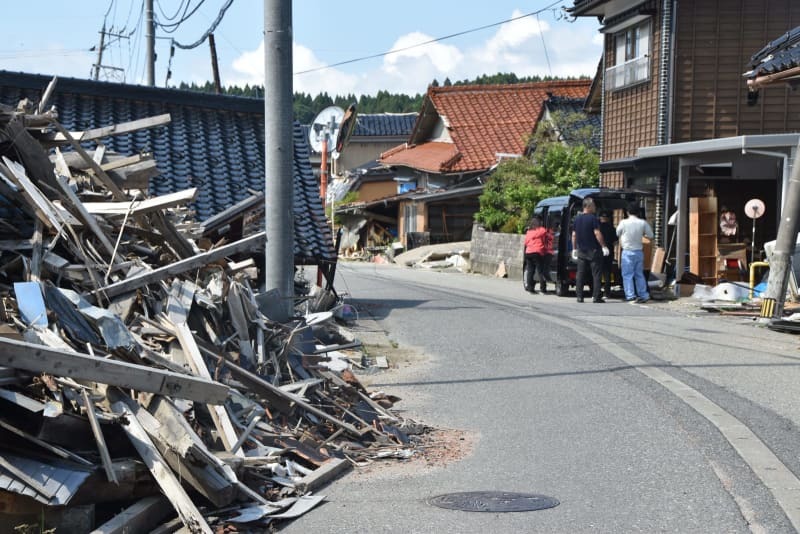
[1,1,603,96]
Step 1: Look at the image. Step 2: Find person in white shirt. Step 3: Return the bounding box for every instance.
[616,203,654,303]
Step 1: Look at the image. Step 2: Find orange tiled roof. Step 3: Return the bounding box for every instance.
[380,80,591,173]
[380,142,459,173]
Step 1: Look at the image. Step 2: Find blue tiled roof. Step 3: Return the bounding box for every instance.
[352,113,417,138]
[746,26,800,77]
[0,71,334,264]
[543,96,601,151]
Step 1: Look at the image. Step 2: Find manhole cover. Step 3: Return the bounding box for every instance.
[428,491,559,512]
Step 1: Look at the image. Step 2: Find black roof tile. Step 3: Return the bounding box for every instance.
[0,70,334,264]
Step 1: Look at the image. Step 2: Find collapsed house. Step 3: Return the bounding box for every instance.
[0,73,421,532]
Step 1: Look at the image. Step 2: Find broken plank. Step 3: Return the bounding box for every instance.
[81,389,118,484]
[0,336,229,404]
[49,121,127,200]
[139,395,238,507]
[171,322,243,457]
[55,172,120,262]
[200,345,367,438]
[295,458,352,493]
[1,157,66,232]
[83,188,198,217]
[94,231,266,299]
[90,495,173,534]
[111,401,213,534]
[45,114,172,144]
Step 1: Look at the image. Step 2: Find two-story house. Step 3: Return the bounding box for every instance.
[569,0,800,283]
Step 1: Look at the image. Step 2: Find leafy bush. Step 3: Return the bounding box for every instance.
[475,142,599,233]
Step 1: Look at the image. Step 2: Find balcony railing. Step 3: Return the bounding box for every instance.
[605,55,650,91]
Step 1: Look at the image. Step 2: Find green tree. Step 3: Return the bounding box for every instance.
[475,143,599,234]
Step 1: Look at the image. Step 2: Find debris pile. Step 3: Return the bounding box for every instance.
[0,91,421,532]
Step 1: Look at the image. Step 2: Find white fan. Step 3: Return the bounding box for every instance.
[744,198,765,264]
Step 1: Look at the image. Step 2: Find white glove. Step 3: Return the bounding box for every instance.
[602,246,610,257]
[571,249,578,261]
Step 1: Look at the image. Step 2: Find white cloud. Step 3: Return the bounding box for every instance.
[224,12,602,97]
[383,32,463,74]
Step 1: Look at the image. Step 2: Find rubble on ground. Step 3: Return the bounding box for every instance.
[0,89,424,533]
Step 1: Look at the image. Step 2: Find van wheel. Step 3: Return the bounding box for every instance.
[556,278,568,297]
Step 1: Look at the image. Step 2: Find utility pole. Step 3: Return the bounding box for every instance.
[145,0,155,86]
[93,23,106,81]
[263,0,294,321]
[209,33,222,94]
[760,143,800,320]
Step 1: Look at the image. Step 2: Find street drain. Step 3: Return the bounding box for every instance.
[428,491,559,513]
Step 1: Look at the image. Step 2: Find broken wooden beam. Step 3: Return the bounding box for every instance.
[111,401,213,534]
[200,345,368,438]
[295,457,352,493]
[94,231,266,299]
[82,188,198,218]
[172,322,243,457]
[0,336,229,404]
[42,114,172,145]
[89,495,173,534]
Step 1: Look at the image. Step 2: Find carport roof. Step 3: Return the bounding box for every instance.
[637,134,800,159]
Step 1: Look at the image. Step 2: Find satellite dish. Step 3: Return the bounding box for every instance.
[744,198,765,219]
[308,105,344,153]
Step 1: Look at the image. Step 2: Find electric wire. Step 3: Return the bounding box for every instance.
[156,0,190,22]
[294,0,564,75]
[156,0,209,30]
[171,0,234,49]
[536,13,553,76]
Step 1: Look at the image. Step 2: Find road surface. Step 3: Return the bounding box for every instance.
[281,262,800,533]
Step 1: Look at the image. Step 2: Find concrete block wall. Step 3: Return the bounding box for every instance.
[469,223,525,280]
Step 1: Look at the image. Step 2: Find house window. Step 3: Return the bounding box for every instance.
[606,19,650,91]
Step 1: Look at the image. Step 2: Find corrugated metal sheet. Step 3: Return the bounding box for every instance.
[0,452,91,505]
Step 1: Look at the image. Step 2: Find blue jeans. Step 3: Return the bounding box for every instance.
[621,249,649,301]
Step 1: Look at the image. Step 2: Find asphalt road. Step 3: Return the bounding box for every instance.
[280,262,800,533]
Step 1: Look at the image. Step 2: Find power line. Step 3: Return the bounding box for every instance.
[171,0,234,50]
[536,13,553,76]
[294,1,564,76]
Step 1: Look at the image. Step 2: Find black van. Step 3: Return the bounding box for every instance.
[533,188,654,297]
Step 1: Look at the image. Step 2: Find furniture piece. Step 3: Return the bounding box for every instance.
[689,196,718,285]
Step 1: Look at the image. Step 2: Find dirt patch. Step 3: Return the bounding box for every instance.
[352,427,479,480]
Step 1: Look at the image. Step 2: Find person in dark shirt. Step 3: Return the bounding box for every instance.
[598,210,618,299]
[571,198,609,303]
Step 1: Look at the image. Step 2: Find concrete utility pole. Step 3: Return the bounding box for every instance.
[145,0,155,86]
[263,0,295,321]
[761,143,800,320]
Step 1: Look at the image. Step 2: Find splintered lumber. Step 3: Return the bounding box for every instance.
[44,114,172,144]
[112,401,213,534]
[200,346,367,437]
[95,231,266,299]
[295,458,352,493]
[49,121,127,200]
[83,188,198,217]
[89,495,173,534]
[0,336,229,404]
[139,395,237,507]
[81,389,117,484]
[172,322,243,457]
[55,172,120,262]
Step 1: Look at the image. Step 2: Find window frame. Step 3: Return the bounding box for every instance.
[606,18,652,91]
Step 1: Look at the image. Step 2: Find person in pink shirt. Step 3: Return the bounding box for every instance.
[523,216,554,293]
